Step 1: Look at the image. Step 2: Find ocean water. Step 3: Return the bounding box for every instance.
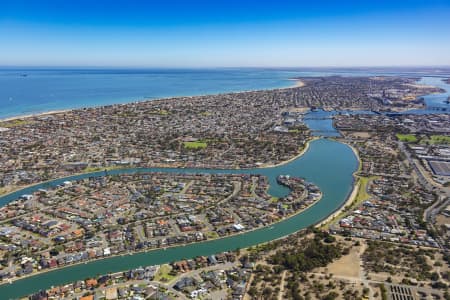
[0,67,449,119]
[0,68,305,119]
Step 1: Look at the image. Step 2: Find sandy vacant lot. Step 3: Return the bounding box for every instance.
[316,239,363,279]
[325,246,361,278]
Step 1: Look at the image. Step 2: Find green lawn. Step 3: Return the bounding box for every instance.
[0,187,10,196]
[319,176,376,229]
[395,133,449,145]
[82,165,123,173]
[355,176,374,203]
[396,133,418,143]
[206,231,219,239]
[269,197,279,203]
[0,119,33,128]
[183,141,208,149]
[154,264,176,282]
[428,135,450,144]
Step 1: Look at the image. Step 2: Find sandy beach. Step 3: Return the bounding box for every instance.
[289,78,305,88]
[316,179,359,229]
[0,109,70,123]
[0,78,308,124]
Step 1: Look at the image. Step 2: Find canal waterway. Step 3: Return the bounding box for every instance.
[303,76,450,137]
[0,138,358,298]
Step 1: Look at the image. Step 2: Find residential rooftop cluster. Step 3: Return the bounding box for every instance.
[330,114,446,248]
[170,253,252,300]
[27,249,248,300]
[0,76,438,190]
[25,228,450,300]
[1,76,448,299]
[296,76,442,111]
[331,175,439,248]
[0,172,320,282]
[304,109,450,300]
[335,113,450,185]
[335,113,450,135]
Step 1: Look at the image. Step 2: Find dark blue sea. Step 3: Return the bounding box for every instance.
[0,67,449,119]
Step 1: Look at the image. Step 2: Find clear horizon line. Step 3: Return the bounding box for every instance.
[1,65,450,70]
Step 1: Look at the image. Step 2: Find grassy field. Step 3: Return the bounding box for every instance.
[154,264,176,282]
[396,133,418,143]
[396,133,450,145]
[269,196,279,203]
[428,135,450,144]
[355,176,374,203]
[183,141,208,149]
[0,185,20,196]
[320,175,376,229]
[206,231,219,239]
[82,165,124,173]
[0,119,33,128]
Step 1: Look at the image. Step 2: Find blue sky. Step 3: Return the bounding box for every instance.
[1,0,450,67]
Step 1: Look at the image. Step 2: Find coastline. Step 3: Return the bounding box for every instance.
[0,69,446,297]
[1,74,445,123]
[316,178,359,229]
[289,78,305,88]
[0,78,307,123]
[0,109,71,123]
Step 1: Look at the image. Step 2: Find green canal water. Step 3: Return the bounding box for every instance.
[0,138,358,298]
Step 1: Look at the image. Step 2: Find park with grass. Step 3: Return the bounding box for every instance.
[354,176,376,203]
[428,135,450,144]
[154,264,177,283]
[183,140,208,149]
[396,133,418,143]
[0,119,33,128]
[396,133,450,144]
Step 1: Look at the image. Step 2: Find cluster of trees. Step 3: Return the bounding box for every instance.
[363,240,437,281]
[269,233,342,272]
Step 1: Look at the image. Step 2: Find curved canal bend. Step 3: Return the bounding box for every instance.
[0,138,358,298]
